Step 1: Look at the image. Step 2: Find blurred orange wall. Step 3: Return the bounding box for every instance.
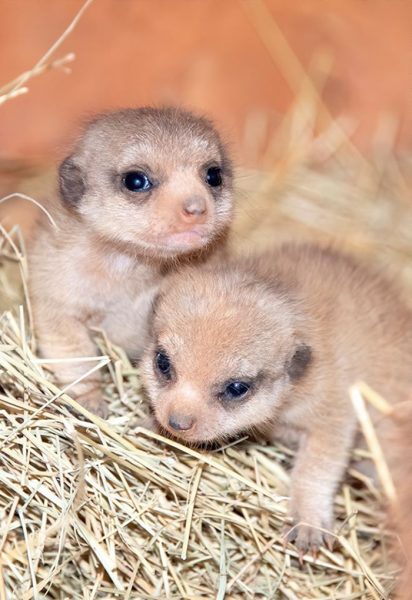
[1,0,412,163]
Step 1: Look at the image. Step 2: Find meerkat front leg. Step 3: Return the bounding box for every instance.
[35,312,107,417]
[285,422,355,554]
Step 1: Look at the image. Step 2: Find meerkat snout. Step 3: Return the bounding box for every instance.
[168,413,196,431]
[181,196,207,222]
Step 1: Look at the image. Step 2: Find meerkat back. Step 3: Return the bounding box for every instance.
[260,244,412,403]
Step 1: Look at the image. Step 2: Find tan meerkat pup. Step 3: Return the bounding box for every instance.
[141,243,412,554]
[29,107,233,417]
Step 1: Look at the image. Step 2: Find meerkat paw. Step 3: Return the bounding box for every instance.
[283,516,335,559]
[136,415,160,432]
[73,389,109,419]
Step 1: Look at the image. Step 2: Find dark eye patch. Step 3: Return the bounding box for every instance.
[218,377,256,404]
[223,381,250,400]
[154,349,173,382]
[215,369,271,406]
[123,171,152,192]
[205,166,222,187]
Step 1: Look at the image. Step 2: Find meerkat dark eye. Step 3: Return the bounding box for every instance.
[123,171,152,192]
[222,381,250,401]
[205,166,222,187]
[155,351,172,380]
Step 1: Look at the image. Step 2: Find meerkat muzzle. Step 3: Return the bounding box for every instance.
[180,196,208,224]
[168,413,196,432]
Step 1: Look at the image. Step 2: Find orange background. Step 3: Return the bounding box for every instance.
[1,0,412,166]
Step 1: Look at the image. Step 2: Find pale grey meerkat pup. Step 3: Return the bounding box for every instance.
[29,107,234,417]
[142,243,412,554]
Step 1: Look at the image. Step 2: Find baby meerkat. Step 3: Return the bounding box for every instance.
[29,107,233,417]
[142,243,412,553]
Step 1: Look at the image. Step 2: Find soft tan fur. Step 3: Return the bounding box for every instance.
[142,243,412,556]
[388,402,412,600]
[29,107,233,416]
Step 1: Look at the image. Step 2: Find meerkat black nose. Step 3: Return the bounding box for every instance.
[168,413,195,431]
[181,197,207,223]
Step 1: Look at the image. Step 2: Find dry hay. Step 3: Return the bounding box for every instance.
[0,302,401,599]
[0,148,409,599]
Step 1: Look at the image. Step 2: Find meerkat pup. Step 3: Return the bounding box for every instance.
[142,243,412,553]
[29,107,233,416]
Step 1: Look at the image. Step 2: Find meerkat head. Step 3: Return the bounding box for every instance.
[141,263,312,444]
[58,107,233,258]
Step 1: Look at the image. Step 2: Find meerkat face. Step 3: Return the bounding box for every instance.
[58,107,233,258]
[141,267,312,443]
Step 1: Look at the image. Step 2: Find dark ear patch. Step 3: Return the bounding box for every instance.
[59,156,85,205]
[287,344,312,381]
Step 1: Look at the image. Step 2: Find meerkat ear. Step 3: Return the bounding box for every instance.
[146,292,163,337]
[151,293,163,315]
[286,343,312,381]
[59,156,85,205]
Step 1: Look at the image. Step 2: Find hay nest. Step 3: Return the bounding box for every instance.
[1,144,409,599]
